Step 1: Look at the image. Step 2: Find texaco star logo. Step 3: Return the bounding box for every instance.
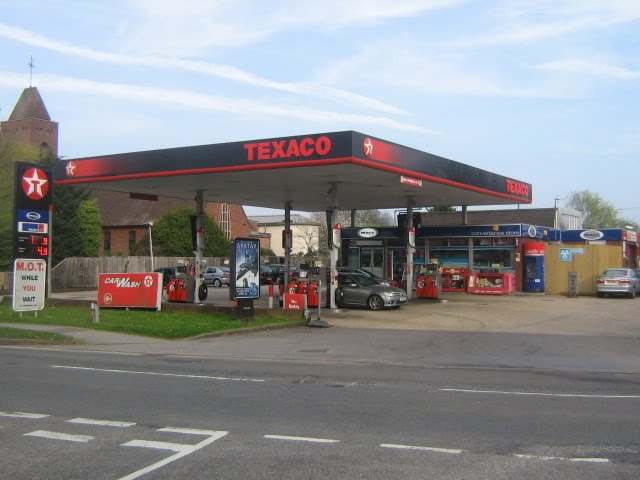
[21,167,50,200]
[103,293,113,305]
[363,138,374,157]
[144,275,153,287]
[66,161,77,177]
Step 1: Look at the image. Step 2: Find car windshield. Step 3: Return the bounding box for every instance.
[603,269,627,276]
[603,269,627,277]
[352,275,378,286]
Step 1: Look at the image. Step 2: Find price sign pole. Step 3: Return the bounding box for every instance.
[13,162,53,308]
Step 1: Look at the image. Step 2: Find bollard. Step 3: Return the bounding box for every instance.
[91,302,100,324]
[268,284,274,309]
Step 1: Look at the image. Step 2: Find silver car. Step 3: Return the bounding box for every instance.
[596,268,640,298]
[336,273,408,310]
[202,266,230,287]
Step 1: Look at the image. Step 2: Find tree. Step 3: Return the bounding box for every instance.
[145,207,230,257]
[426,206,457,213]
[74,199,102,256]
[309,209,394,255]
[566,190,624,229]
[40,153,101,264]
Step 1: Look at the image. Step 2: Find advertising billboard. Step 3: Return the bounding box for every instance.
[230,238,260,300]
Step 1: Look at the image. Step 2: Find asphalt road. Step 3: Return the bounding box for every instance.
[1,293,640,478]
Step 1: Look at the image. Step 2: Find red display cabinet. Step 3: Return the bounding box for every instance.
[467,272,516,295]
[441,268,468,292]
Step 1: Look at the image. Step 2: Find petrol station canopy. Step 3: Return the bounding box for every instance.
[53,130,532,211]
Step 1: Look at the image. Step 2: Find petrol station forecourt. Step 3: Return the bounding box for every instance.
[53,130,532,309]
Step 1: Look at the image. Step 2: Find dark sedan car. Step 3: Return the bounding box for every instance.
[154,267,178,287]
[336,272,407,310]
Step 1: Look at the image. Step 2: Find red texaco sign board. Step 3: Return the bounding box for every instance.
[98,273,162,310]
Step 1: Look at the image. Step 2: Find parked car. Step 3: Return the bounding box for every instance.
[335,272,408,310]
[266,264,299,284]
[259,266,273,283]
[202,266,230,287]
[596,268,640,298]
[154,267,178,287]
[337,266,394,286]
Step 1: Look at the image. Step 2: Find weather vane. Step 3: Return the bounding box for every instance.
[28,55,35,87]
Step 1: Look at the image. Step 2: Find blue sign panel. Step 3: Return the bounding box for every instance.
[559,248,572,262]
[17,209,50,223]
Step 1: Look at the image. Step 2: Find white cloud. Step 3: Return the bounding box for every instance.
[454,0,640,46]
[320,44,574,98]
[0,70,439,134]
[536,59,640,80]
[0,21,404,115]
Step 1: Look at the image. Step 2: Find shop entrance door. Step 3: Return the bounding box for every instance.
[361,247,384,277]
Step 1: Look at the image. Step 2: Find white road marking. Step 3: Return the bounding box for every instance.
[122,440,189,453]
[159,427,224,436]
[440,388,640,399]
[514,454,609,463]
[0,411,49,419]
[52,365,265,383]
[118,428,229,480]
[25,430,93,443]
[67,417,136,427]
[381,444,465,454]
[264,434,340,444]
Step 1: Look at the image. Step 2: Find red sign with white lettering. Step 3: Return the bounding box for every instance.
[284,293,307,311]
[98,273,162,309]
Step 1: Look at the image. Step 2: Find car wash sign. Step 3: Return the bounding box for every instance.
[13,259,47,311]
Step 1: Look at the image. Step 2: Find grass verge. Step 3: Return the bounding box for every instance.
[0,326,78,344]
[0,303,302,339]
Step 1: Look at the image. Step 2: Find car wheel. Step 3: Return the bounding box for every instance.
[596,292,604,298]
[368,295,384,310]
[199,283,208,301]
[213,278,222,288]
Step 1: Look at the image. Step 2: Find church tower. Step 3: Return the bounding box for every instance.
[1,87,59,156]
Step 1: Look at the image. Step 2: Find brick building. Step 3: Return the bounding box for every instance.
[94,190,269,256]
[0,86,58,156]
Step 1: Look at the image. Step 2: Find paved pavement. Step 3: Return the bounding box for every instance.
[2,290,639,367]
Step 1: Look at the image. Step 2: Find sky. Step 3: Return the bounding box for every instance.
[0,0,639,223]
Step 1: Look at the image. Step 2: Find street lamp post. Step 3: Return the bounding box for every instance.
[147,222,154,272]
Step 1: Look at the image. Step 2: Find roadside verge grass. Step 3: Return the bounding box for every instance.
[0,303,302,339]
[0,326,78,344]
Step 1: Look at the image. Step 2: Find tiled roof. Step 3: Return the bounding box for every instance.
[248,214,320,225]
[418,208,575,228]
[8,87,51,121]
[93,191,190,227]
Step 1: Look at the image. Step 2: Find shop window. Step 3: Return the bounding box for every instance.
[473,248,515,271]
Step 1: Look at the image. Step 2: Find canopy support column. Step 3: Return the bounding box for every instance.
[328,183,339,310]
[284,201,292,287]
[406,197,415,299]
[195,190,204,303]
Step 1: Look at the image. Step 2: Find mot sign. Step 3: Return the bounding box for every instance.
[13,258,47,312]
